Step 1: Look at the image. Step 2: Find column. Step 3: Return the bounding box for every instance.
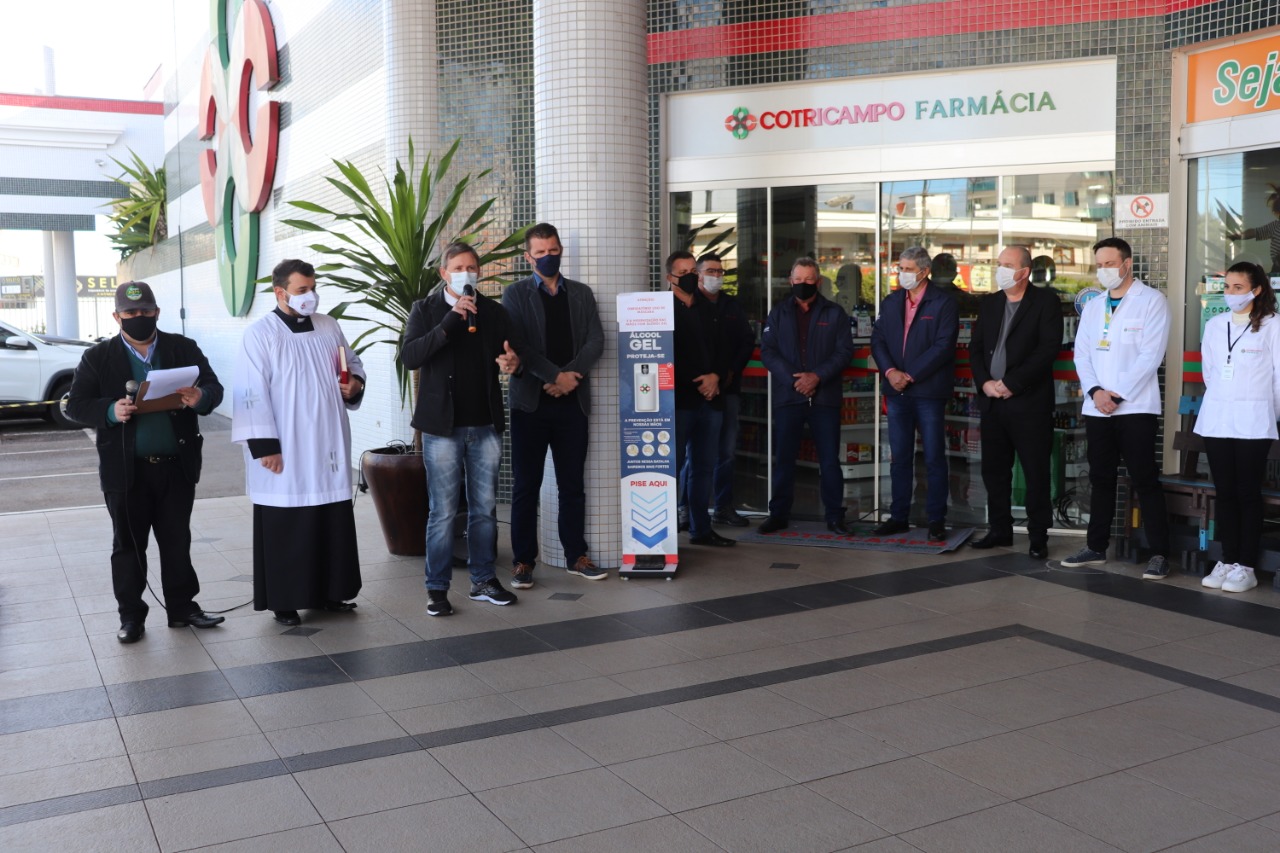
[533,0,648,567]
[42,232,57,334]
[51,231,78,339]
[383,0,436,172]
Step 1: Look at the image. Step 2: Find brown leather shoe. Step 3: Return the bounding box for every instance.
[512,562,535,589]
[567,556,607,580]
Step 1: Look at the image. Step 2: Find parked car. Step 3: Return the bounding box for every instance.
[0,319,90,428]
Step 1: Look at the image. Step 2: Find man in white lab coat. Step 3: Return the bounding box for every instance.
[1062,238,1172,578]
[232,259,366,625]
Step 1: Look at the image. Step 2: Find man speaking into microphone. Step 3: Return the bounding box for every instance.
[401,241,524,617]
[66,281,225,644]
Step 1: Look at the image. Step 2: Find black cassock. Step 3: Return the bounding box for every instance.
[253,501,361,611]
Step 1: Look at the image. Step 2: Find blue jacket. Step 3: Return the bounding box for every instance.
[870,281,959,400]
[761,293,854,409]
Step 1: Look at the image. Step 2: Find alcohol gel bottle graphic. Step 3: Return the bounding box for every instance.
[634,363,659,412]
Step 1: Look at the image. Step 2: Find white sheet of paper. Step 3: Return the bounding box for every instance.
[142,366,199,400]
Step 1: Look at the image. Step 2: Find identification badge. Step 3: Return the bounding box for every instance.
[1221,364,1235,380]
[1097,339,1111,350]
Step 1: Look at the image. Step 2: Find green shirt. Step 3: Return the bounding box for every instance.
[105,338,212,457]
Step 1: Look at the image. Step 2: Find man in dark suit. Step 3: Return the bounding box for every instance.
[66,281,225,644]
[502,223,606,588]
[870,247,959,540]
[759,257,856,534]
[969,246,1064,559]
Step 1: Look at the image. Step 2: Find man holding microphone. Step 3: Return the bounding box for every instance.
[66,281,225,644]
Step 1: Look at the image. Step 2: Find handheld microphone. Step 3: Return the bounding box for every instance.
[462,283,477,333]
[125,380,139,404]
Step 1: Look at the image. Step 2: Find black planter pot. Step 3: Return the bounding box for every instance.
[361,446,428,556]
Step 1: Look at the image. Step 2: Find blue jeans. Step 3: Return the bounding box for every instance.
[423,426,500,591]
[675,402,723,538]
[769,403,844,523]
[678,392,741,513]
[713,393,741,511]
[885,395,948,524]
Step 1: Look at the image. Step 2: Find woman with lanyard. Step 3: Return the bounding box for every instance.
[1196,261,1280,593]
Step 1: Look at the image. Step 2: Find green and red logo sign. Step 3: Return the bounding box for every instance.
[724,102,907,139]
[198,0,280,317]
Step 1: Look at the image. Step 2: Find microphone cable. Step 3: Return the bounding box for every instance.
[118,381,252,618]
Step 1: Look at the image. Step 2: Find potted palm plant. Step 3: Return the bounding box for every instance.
[280,138,527,555]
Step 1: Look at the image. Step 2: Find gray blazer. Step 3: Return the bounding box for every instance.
[502,275,605,416]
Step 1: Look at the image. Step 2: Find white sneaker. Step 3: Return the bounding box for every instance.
[1202,561,1233,589]
[1221,565,1258,593]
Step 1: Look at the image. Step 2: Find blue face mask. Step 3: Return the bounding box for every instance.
[534,253,561,279]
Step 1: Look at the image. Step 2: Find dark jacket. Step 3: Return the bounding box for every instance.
[66,332,223,492]
[760,293,854,409]
[501,275,604,416]
[969,284,1064,414]
[400,289,523,437]
[673,290,734,411]
[870,281,960,400]
[711,292,755,396]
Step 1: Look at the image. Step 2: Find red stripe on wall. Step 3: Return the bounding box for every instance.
[648,0,1216,64]
[0,93,164,116]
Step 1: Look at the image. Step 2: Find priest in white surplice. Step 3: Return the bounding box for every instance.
[232,259,366,626]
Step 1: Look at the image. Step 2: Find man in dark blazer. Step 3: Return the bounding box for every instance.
[502,223,605,588]
[870,247,959,540]
[969,246,1064,558]
[66,281,225,644]
[759,257,856,534]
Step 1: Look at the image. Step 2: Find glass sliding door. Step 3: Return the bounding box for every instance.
[669,169,1113,530]
[671,187,770,513]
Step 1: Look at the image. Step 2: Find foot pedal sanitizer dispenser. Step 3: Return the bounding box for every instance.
[618,292,678,578]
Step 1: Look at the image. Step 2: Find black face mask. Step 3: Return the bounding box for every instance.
[791,283,818,302]
[121,315,157,342]
[675,272,700,294]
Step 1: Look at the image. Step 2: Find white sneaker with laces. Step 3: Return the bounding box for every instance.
[1221,564,1258,593]
[1202,561,1233,589]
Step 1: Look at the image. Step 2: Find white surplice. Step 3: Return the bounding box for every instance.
[232,311,366,507]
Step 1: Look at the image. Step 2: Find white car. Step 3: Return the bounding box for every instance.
[0,319,91,428]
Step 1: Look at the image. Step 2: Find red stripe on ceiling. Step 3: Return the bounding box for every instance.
[648,0,1219,65]
[0,93,164,116]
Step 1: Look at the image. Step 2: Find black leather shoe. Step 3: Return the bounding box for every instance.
[117,622,145,644]
[322,600,358,613]
[970,531,1014,549]
[827,520,853,535]
[758,516,788,534]
[873,519,910,536]
[928,522,947,541]
[1029,543,1049,559]
[273,610,301,626]
[690,530,737,547]
[168,611,225,629]
[712,508,751,527]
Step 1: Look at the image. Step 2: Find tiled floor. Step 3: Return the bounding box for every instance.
[5,498,1280,851]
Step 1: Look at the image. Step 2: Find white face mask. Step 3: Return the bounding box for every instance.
[701,274,724,294]
[898,270,920,290]
[995,267,1018,291]
[1096,266,1125,290]
[1225,291,1256,313]
[287,290,318,316]
[449,271,478,294]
